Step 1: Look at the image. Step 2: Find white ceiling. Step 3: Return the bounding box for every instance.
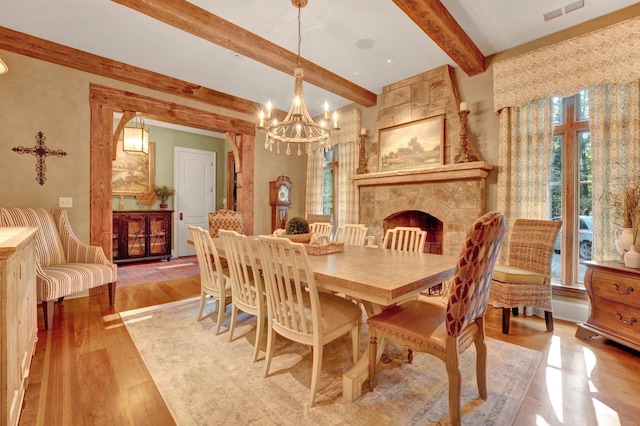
[0,0,637,120]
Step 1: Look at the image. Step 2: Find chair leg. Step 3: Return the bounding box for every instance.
[57,297,64,304]
[474,318,488,400]
[368,335,378,392]
[108,282,116,306]
[252,313,265,363]
[228,305,238,342]
[545,311,554,332]
[309,344,323,406]
[445,345,462,426]
[214,297,226,335]
[263,325,276,378]
[43,300,54,331]
[512,307,519,316]
[501,307,511,334]
[196,291,207,321]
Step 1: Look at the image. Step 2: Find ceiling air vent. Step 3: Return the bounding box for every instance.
[543,8,563,22]
[564,0,585,14]
[544,0,585,21]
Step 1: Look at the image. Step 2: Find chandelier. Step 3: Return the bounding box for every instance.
[257,0,339,155]
[123,113,150,155]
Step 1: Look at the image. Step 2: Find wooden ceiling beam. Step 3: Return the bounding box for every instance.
[111,0,378,108]
[392,0,486,76]
[0,26,260,116]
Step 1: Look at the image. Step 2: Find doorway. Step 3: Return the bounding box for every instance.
[174,147,215,257]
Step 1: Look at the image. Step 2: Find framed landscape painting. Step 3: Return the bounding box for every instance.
[112,140,155,195]
[378,115,444,172]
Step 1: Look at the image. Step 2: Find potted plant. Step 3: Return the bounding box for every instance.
[284,217,312,243]
[153,185,175,210]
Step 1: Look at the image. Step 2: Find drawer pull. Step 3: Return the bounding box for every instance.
[612,284,634,295]
[615,313,637,326]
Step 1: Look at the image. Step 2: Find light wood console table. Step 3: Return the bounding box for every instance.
[576,261,640,352]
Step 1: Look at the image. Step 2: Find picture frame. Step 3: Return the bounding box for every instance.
[112,140,155,195]
[378,115,444,172]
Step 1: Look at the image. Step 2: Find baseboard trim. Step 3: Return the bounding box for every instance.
[552,298,589,323]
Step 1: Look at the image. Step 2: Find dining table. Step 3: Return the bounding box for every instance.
[197,237,458,401]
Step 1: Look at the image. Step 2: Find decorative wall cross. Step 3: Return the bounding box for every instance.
[12,131,68,185]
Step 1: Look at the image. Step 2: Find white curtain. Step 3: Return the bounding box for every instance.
[305,149,324,218]
[590,81,640,261]
[305,108,361,226]
[496,99,554,260]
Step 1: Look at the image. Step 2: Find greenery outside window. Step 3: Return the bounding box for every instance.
[550,90,591,287]
[322,146,338,219]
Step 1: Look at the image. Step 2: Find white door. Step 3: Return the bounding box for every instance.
[174,147,215,257]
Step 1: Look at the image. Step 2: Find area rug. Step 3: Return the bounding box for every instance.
[122,298,542,425]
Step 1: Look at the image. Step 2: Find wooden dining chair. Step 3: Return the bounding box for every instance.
[309,222,333,239]
[368,211,507,426]
[335,224,368,246]
[256,235,362,406]
[490,218,562,334]
[189,226,232,334]
[382,226,426,252]
[219,230,266,362]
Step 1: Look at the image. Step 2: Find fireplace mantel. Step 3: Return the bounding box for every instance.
[351,161,493,187]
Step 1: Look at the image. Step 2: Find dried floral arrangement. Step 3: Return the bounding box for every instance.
[605,170,640,244]
[135,189,157,208]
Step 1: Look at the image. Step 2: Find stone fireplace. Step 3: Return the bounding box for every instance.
[354,163,493,256]
[353,65,492,257]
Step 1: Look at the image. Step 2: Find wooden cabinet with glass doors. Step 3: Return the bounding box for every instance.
[112,210,172,264]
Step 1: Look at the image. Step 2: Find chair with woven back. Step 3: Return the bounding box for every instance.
[208,209,244,238]
[334,224,368,246]
[0,207,117,330]
[189,225,232,335]
[218,229,266,362]
[257,235,362,406]
[306,213,331,224]
[367,211,507,426]
[489,218,562,334]
[382,226,426,253]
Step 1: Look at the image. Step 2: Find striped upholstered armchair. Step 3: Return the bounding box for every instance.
[0,208,117,330]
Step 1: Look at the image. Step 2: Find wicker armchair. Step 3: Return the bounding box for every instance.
[208,209,244,238]
[490,218,562,334]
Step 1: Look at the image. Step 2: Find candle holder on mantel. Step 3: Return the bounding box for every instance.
[455,108,479,163]
[356,132,368,174]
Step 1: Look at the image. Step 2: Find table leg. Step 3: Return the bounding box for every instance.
[342,302,387,402]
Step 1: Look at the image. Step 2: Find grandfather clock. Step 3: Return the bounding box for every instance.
[269,176,292,232]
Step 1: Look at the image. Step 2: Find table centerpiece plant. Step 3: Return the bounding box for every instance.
[284,217,312,243]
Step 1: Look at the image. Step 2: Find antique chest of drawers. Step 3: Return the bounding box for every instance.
[576,261,640,352]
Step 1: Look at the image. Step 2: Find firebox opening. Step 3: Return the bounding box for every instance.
[383,210,443,254]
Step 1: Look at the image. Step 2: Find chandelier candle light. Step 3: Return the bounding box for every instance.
[257,0,339,155]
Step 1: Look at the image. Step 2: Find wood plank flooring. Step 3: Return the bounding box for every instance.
[19,263,640,425]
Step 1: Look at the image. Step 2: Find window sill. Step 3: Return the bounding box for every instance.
[552,283,588,301]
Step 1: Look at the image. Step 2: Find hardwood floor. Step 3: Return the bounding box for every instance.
[20,269,640,425]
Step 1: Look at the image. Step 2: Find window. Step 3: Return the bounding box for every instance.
[322,146,338,218]
[550,91,591,286]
